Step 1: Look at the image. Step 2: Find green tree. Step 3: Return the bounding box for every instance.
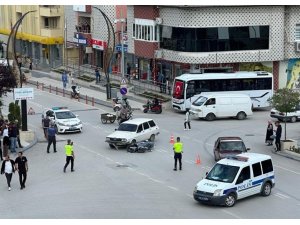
[8,102,21,126]
[269,88,300,140]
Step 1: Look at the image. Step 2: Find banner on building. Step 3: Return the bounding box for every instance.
[286,59,300,89]
[91,39,107,50]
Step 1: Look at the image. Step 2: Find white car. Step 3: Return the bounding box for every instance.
[270,105,300,123]
[42,107,82,134]
[106,118,160,149]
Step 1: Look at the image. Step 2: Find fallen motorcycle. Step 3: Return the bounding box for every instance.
[127,140,154,153]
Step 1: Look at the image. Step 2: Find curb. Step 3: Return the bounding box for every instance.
[21,130,38,152]
[271,149,300,162]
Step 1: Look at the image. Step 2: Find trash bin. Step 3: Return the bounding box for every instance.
[111,88,118,99]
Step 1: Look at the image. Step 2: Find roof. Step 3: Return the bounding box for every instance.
[176,71,272,82]
[218,153,272,166]
[123,118,155,125]
[218,137,243,142]
[198,93,251,98]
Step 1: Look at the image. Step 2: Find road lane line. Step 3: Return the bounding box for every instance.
[167,186,179,191]
[274,192,290,199]
[274,165,300,175]
[221,209,242,219]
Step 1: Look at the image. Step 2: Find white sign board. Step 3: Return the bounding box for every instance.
[14,88,34,100]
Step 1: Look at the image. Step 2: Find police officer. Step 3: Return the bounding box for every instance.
[173,137,183,171]
[63,140,75,173]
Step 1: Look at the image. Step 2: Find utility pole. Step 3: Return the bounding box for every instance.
[115,17,126,79]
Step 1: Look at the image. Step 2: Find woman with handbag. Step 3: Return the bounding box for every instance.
[265,121,274,146]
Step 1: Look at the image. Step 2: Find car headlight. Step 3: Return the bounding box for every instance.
[57,122,65,126]
[213,189,222,196]
[121,138,127,142]
[197,109,202,112]
[106,137,110,141]
[194,186,198,193]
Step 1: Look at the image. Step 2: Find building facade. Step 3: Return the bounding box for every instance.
[0,5,64,68]
[126,5,300,90]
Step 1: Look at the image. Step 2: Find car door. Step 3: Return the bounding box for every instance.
[135,124,144,141]
[203,98,217,117]
[142,122,150,140]
[235,166,252,199]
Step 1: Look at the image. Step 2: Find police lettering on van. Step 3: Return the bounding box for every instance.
[193,153,275,207]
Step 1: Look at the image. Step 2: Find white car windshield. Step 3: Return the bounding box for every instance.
[206,164,239,183]
[55,111,76,119]
[192,96,207,106]
[118,123,137,132]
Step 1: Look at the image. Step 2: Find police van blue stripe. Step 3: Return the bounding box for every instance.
[252,175,275,186]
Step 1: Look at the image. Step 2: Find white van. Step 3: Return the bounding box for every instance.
[193,153,275,207]
[190,93,253,121]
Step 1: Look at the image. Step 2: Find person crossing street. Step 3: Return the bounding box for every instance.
[173,137,183,171]
[63,140,75,173]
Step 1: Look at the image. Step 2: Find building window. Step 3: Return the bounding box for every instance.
[160,25,270,52]
[296,24,300,41]
[132,23,135,38]
[133,19,158,42]
[44,17,58,29]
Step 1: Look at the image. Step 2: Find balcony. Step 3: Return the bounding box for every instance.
[39,6,62,17]
[41,28,63,37]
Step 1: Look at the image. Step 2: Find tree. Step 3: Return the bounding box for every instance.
[269,88,300,140]
[0,64,17,97]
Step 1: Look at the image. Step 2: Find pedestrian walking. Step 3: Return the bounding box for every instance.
[158,72,164,93]
[62,71,68,89]
[274,121,282,152]
[184,109,191,130]
[126,63,131,82]
[8,121,18,153]
[29,58,32,70]
[46,123,57,153]
[95,67,101,84]
[15,120,23,148]
[63,140,75,173]
[69,71,74,84]
[14,151,28,189]
[173,137,183,171]
[1,155,15,191]
[265,121,274,146]
[42,115,50,139]
[166,77,171,95]
[1,124,10,158]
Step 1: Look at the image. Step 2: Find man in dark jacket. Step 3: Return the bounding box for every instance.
[47,123,57,153]
[275,121,282,152]
[1,155,15,191]
[8,121,18,153]
[15,151,28,189]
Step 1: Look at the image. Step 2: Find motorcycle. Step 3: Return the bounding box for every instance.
[116,107,133,124]
[143,99,162,114]
[71,85,80,99]
[112,97,122,112]
[127,140,154,153]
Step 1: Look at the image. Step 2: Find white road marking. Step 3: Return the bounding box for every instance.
[274,192,290,199]
[167,186,179,191]
[274,165,300,175]
[221,209,243,219]
[148,177,164,184]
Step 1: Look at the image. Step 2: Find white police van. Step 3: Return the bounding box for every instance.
[193,153,275,207]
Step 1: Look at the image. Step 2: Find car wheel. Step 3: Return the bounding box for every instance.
[237,111,246,120]
[261,182,272,196]
[205,113,215,121]
[149,134,155,142]
[290,116,297,123]
[224,193,236,207]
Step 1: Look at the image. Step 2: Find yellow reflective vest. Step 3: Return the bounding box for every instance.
[65,144,73,156]
[173,142,183,153]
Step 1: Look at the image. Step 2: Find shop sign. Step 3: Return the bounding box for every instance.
[91,39,107,50]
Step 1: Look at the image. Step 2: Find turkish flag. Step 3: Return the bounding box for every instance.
[174,81,183,97]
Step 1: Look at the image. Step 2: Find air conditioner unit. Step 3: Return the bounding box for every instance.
[154,49,163,58]
[155,17,163,25]
[296,42,300,52]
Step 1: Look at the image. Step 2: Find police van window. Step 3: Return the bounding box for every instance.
[143,122,150,130]
[252,162,262,177]
[261,159,273,174]
[236,166,250,184]
[137,124,143,133]
[205,98,216,105]
[148,120,156,127]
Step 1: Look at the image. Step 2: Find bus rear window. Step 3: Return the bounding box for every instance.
[173,80,184,99]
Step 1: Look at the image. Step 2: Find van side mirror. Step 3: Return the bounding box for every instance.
[246,148,250,151]
[205,172,208,176]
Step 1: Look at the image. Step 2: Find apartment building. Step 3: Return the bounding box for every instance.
[126,5,300,90]
[0,5,64,67]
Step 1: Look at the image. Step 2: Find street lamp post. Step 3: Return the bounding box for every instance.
[92,6,115,100]
[6,10,36,131]
[115,18,126,79]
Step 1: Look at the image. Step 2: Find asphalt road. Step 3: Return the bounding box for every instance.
[1,87,300,219]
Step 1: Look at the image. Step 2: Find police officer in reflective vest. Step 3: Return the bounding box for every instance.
[173,137,183,171]
[63,140,75,173]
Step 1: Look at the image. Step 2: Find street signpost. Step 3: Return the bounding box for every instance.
[120,87,127,95]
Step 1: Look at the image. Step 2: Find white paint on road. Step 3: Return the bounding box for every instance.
[167,186,179,191]
[274,192,290,199]
[221,209,243,219]
[274,165,300,175]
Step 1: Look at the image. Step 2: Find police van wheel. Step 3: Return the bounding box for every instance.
[224,193,236,207]
[261,182,272,196]
[205,113,215,121]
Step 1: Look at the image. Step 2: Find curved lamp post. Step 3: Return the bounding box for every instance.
[92,6,115,100]
[6,10,36,131]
